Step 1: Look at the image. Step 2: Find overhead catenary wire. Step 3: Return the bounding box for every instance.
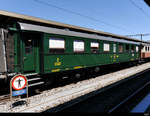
[33,0,132,33]
[129,0,150,19]
[125,33,150,41]
[126,33,150,37]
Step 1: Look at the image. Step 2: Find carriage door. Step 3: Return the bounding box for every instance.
[22,33,39,73]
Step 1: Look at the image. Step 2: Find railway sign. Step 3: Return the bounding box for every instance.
[12,75,27,91]
[10,74,29,106]
[12,89,27,96]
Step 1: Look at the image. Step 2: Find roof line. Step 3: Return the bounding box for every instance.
[0,10,143,42]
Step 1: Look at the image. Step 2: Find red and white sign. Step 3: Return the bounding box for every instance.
[12,75,27,90]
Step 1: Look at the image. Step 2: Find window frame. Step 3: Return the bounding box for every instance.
[49,37,66,54]
[90,41,99,53]
[131,44,135,53]
[113,43,117,53]
[24,38,33,55]
[136,46,139,53]
[103,43,110,52]
[73,40,85,53]
[118,43,124,53]
[125,44,130,53]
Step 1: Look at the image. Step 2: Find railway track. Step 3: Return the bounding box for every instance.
[109,78,150,113]
[0,94,20,105]
[0,94,10,103]
[0,61,146,98]
[0,62,150,112]
[59,67,150,113]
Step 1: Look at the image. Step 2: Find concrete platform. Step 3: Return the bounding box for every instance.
[1,62,150,112]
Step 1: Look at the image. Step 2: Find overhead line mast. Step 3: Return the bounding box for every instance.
[125,33,150,42]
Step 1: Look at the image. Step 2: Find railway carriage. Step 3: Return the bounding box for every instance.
[141,42,150,59]
[0,10,145,87]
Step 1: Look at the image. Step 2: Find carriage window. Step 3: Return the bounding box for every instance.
[113,44,116,53]
[125,44,130,52]
[73,40,85,53]
[118,44,123,53]
[136,46,139,52]
[145,46,148,52]
[145,46,147,52]
[91,42,99,53]
[104,43,110,52]
[131,45,135,52]
[49,38,65,54]
[25,39,33,54]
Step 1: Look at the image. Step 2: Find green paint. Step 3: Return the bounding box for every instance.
[12,29,140,75]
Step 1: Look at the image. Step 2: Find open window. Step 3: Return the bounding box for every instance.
[49,38,65,54]
[25,39,33,54]
[145,46,149,52]
[118,44,123,53]
[131,45,135,53]
[147,46,150,52]
[73,40,85,53]
[125,44,130,52]
[91,42,99,53]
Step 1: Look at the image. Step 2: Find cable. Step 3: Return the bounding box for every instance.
[126,33,150,37]
[125,33,150,41]
[33,0,131,33]
[129,0,150,19]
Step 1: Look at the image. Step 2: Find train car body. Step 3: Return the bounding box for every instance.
[0,22,140,78]
[0,10,143,84]
[0,28,15,78]
[19,23,140,74]
[141,43,150,59]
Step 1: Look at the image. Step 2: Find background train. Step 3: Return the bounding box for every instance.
[0,10,150,87]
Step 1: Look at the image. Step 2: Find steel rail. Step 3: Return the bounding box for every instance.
[16,66,150,112]
[108,69,150,113]
[0,94,20,105]
[1,63,149,112]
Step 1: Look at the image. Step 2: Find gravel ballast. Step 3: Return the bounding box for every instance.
[0,62,150,112]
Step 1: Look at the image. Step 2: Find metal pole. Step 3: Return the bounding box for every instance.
[140,34,143,61]
[26,77,29,106]
[141,34,143,42]
[1,29,7,73]
[10,77,13,109]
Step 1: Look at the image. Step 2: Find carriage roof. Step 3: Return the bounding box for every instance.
[0,10,149,44]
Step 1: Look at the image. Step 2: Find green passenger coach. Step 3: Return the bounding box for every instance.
[0,10,142,87]
[13,22,140,75]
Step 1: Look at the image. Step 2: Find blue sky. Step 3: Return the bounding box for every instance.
[1,0,150,41]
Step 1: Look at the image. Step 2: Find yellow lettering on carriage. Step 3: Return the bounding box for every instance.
[54,58,62,66]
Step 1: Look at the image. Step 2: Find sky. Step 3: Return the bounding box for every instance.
[0,0,150,41]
